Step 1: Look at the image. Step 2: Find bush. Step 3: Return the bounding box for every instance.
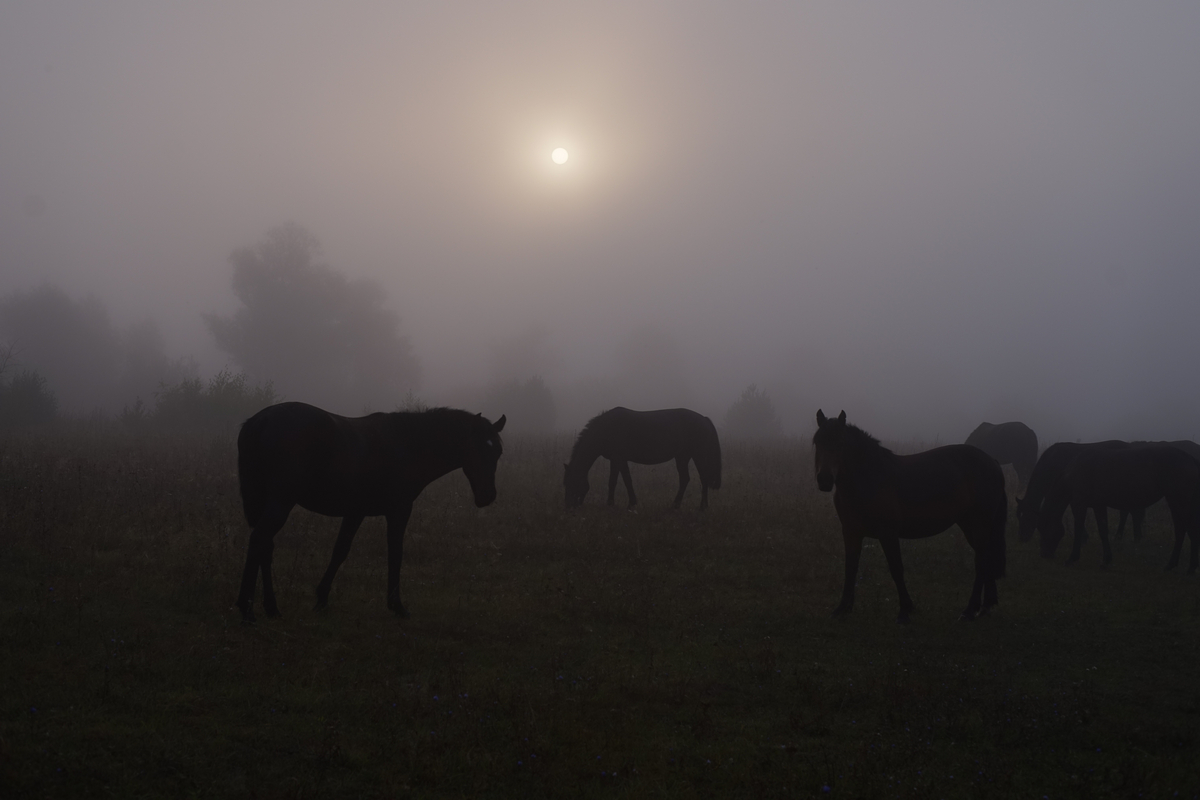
[724,384,783,440]
[0,369,58,428]
[151,369,278,431]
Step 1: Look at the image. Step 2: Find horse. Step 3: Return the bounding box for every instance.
[235,401,506,622]
[1038,444,1200,571]
[1015,440,1135,545]
[1113,441,1200,540]
[563,407,721,510]
[812,409,1007,622]
[964,421,1038,493]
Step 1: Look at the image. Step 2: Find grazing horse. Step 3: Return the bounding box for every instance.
[235,402,506,622]
[813,410,1007,622]
[965,421,1038,493]
[1114,441,1200,540]
[1039,444,1200,571]
[1015,441,1138,546]
[563,407,722,510]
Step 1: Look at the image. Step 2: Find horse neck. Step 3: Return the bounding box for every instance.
[1022,449,1062,505]
[567,428,602,473]
[839,437,892,487]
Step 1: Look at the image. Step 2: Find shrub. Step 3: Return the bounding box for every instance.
[723,384,783,440]
[0,369,58,428]
[151,369,278,431]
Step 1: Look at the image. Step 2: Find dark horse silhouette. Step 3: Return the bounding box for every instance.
[235,402,506,622]
[1015,441,1135,547]
[1038,443,1200,571]
[813,410,1007,622]
[1114,441,1200,540]
[563,407,721,510]
[965,421,1038,493]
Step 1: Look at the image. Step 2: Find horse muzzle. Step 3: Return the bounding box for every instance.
[816,470,835,493]
[473,487,497,508]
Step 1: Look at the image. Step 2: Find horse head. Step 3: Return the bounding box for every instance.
[462,413,506,507]
[563,462,589,507]
[812,408,848,492]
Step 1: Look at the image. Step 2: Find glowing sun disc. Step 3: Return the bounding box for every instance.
[551,147,569,164]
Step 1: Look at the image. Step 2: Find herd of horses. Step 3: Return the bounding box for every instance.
[233,401,1200,625]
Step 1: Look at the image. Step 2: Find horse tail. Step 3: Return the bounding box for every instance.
[237,412,268,528]
[705,416,722,490]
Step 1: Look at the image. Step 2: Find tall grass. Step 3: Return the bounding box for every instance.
[1,431,1197,798]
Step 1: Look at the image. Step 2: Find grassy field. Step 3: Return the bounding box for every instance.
[1,429,1198,799]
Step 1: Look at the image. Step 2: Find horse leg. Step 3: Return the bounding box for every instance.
[1065,504,1090,564]
[236,502,292,623]
[672,456,690,510]
[620,461,637,508]
[259,537,280,618]
[1095,508,1112,568]
[315,514,365,611]
[832,531,863,616]
[878,536,914,623]
[1164,498,1187,571]
[1132,507,1145,541]
[1115,509,1128,541]
[386,502,414,617]
[607,460,620,506]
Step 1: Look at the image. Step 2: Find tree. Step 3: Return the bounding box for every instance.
[0,284,191,413]
[0,369,57,428]
[483,376,556,434]
[724,384,783,440]
[204,223,420,412]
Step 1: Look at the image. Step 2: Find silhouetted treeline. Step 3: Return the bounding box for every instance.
[724,384,783,440]
[0,284,193,413]
[204,223,421,414]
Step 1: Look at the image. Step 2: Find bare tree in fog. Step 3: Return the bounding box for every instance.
[0,284,192,412]
[204,223,421,413]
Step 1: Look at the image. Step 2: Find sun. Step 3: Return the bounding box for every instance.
[551,147,569,165]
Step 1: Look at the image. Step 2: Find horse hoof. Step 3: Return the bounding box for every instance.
[389,602,410,619]
[896,612,912,625]
[959,610,978,622]
[264,607,282,619]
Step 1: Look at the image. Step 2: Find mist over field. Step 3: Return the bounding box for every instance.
[3,2,1200,443]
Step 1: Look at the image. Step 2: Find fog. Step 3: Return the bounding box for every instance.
[3,2,1199,442]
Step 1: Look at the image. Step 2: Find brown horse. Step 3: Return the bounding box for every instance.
[236,402,506,622]
[564,407,721,510]
[965,421,1038,493]
[1038,444,1200,571]
[813,410,1007,622]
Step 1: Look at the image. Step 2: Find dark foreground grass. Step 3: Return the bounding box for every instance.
[1,430,1199,799]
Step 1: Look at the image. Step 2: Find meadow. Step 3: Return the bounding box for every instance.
[1,429,1198,799]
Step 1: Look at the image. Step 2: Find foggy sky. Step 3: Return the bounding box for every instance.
[3,2,1199,442]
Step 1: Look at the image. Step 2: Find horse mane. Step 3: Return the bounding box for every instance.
[569,409,611,465]
[381,407,497,449]
[841,422,893,461]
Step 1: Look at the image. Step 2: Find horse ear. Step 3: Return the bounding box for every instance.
[816,409,827,427]
[494,414,506,432]
[837,410,846,424]
[563,463,569,474]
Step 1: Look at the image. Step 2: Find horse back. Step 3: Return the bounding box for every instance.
[965,421,1037,466]
[238,402,404,519]
[1067,444,1200,510]
[595,407,716,465]
[840,445,1003,536]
